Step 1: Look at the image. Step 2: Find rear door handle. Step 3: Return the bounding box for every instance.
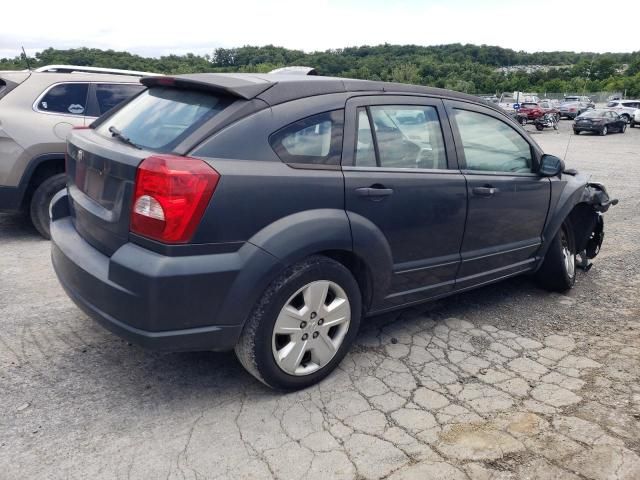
[355,187,394,198]
[472,186,499,197]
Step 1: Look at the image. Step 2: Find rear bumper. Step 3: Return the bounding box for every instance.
[50,191,280,352]
[574,125,602,132]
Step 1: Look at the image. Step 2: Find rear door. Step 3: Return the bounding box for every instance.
[342,96,467,310]
[66,87,234,255]
[445,100,551,289]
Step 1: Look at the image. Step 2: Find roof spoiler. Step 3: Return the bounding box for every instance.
[140,74,275,100]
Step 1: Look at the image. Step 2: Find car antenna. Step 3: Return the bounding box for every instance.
[21,46,32,71]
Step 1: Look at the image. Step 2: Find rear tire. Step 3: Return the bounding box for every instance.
[535,123,544,131]
[621,114,630,124]
[573,129,580,135]
[536,222,576,292]
[620,123,627,133]
[600,126,608,136]
[29,173,66,240]
[235,255,362,390]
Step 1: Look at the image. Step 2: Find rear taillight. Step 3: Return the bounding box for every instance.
[130,155,219,244]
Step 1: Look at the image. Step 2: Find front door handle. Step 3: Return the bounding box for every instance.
[472,186,499,197]
[355,186,394,198]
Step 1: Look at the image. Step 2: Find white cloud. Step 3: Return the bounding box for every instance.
[1,0,639,59]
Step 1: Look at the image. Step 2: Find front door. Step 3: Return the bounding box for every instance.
[342,96,467,311]
[445,100,551,289]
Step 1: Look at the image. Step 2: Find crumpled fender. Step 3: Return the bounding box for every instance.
[535,173,617,269]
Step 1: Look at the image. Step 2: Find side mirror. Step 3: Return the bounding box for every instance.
[539,154,565,177]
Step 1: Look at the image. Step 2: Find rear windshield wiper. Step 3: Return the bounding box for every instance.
[108,126,141,150]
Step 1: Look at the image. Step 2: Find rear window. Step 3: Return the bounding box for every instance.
[579,110,605,118]
[607,102,619,107]
[0,80,6,98]
[95,87,233,152]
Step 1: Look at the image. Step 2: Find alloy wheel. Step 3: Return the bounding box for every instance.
[272,281,351,376]
[561,229,576,279]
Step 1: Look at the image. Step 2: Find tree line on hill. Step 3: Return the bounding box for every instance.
[2,44,639,96]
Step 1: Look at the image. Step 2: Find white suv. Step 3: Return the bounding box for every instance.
[0,65,154,237]
[606,99,640,124]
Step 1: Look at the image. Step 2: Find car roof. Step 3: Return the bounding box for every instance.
[141,73,502,112]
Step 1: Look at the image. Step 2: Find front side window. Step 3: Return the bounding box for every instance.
[95,87,232,152]
[95,83,145,115]
[270,110,344,165]
[355,105,447,169]
[37,83,88,115]
[453,109,532,173]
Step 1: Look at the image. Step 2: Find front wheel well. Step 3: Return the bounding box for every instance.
[566,202,599,253]
[319,250,374,314]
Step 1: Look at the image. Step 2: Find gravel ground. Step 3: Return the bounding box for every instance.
[1,120,639,479]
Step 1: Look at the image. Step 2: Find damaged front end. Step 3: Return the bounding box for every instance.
[572,182,618,268]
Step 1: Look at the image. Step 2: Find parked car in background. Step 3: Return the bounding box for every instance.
[632,109,640,128]
[573,110,627,135]
[605,99,640,124]
[0,65,153,238]
[50,73,615,390]
[479,94,499,104]
[564,95,595,109]
[559,96,594,119]
[499,92,539,114]
[517,101,559,123]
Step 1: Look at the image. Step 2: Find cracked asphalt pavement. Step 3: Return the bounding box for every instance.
[1,121,639,479]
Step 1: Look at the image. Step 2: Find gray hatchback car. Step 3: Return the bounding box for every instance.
[0,65,150,237]
[50,73,616,390]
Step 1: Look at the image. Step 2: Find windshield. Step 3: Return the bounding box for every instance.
[96,87,233,152]
[564,97,579,102]
[521,103,538,108]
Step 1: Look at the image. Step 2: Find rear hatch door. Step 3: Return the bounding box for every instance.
[66,85,237,255]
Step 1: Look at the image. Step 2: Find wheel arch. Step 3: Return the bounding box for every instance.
[17,153,66,209]
[246,209,393,314]
[537,178,605,270]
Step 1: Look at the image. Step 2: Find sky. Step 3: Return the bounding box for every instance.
[2,0,639,60]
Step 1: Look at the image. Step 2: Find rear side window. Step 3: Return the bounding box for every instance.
[37,83,89,115]
[95,83,145,115]
[95,87,233,152]
[270,110,344,166]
